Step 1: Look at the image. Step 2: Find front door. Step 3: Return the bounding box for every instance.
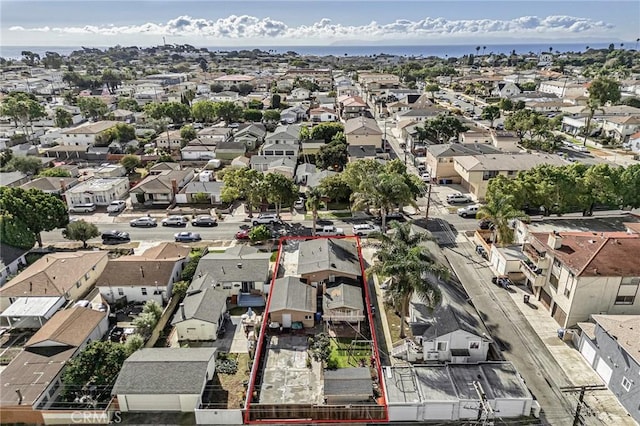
[282,313,292,328]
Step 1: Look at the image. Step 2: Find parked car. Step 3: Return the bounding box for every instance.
[294,197,306,210]
[130,217,157,227]
[352,223,381,236]
[315,225,345,236]
[174,232,201,242]
[478,219,494,230]
[475,245,489,260]
[573,145,589,153]
[446,192,472,204]
[101,230,130,244]
[69,203,96,213]
[235,229,251,240]
[192,215,217,227]
[420,172,431,182]
[457,204,480,218]
[491,275,512,289]
[106,200,126,213]
[252,213,280,226]
[161,215,188,227]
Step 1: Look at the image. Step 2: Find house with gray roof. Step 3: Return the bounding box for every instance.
[250,155,297,179]
[323,281,365,333]
[20,177,79,195]
[391,281,491,364]
[296,238,362,284]
[171,273,228,341]
[234,123,266,150]
[0,171,29,187]
[0,242,28,285]
[112,348,216,412]
[324,367,372,404]
[215,140,247,161]
[264,124,301,144]
[424,143,501,184]
[176,180,224,204]
[269,276,317,328]
[194,245,271,307]
[130,168,194,206]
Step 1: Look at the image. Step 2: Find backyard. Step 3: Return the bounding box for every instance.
[384,304,412,343]
[328,337,372,368]
[205,352,251,409]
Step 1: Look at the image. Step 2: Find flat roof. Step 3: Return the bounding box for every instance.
[0,297,64,318]
[66,177,128,193]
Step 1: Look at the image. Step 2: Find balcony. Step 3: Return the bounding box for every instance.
[520,260,546,287]
[522,243,550,270]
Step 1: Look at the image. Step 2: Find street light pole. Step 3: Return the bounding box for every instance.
[424,184,432,221]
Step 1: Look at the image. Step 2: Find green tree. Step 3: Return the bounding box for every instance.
[368,222,449,338]
[77,97,108,121]
[583,77,621,145]
[264,173,297,216]
[163,101,191,123]
[120,154,141,173]
[518,81,537,92]
[318,174,351,203]
[0,92,46,137]
[271,94,281,109]
[310,122,344,143]
[113,123,136,142]
[262,109,281,122]
[237,83,254,96]
[316,139,348,171]
[172,280,190,299]
[243,109,263,122]
[480,105,501,128]
[101,69,122,94]
[54,108,73,128]
[142,300,163,322]
[248,99,264,110]
[0,214,36,249]
[0,187,69,247]
[210,83,224,93]
[504,109,548,142]
[308,333,331,363]
[39,167,72,177]
[191,100,217,123]
[498,98,514,111]
[124,334,145,354]
[305,188,324,236]
[214,101,243,124]
[118,98,140,112]
[143,102,167,120]
[249,224,272,243]
[180,125,197,144]
[181,249,205,281]
[422,114,468,143]
[424,83,440,98]
[62,341,129,400]
[221,168,264,217]
[132,312,157,337]
[619,164,640,208]
[3,156,42,175]
[62,220,100,248]
[477,196,527,245]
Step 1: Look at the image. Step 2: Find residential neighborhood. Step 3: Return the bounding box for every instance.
[1,39,640,426]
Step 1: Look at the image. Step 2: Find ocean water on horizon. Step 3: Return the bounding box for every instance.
[0,42,630,60]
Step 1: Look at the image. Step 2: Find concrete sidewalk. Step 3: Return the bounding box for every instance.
[504,283,636,426]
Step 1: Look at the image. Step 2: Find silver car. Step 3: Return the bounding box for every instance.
[130,217,157,227]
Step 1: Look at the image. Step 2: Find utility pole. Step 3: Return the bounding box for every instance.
[473,380,494,425]
[424,184,432,221]
[561,384,607,426]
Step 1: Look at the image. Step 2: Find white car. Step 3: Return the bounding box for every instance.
[106,200,126,213]
[294,198,305,210]
[161,215,189,227]
[446,192,472,204]
[352,223,381,236]
[573,145,589,153]
[420,173,431,182]
[457,205,480,218]
[252,213,280,225]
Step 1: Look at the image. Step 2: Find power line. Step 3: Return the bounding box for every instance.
[561,384,607,426]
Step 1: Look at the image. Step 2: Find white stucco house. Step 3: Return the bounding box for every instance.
[65,177,130,208]
[60,121,119,147]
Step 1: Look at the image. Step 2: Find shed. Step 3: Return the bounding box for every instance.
[324,367,372,404]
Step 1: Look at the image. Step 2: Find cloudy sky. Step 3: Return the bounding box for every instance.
[2,0,638,47]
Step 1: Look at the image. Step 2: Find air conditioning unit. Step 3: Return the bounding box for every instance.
[425,351,438,360]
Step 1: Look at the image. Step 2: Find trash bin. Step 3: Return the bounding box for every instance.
[523,295,530,304]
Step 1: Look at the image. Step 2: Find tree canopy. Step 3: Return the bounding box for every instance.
[77,97,108,121]
[62,220,100,248]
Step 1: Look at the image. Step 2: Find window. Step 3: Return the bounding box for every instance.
[622,377,632,392]
[616,278,639,305]
[85,273,90,280]
[550,273,559,291]
[223,283,232,289]
[118,288,124,296]
[305,315,312,320]
[436,341,448,351]
[141,288,147,295]
[482,170,498,181]
[76,281,81,288]
[469,341,480,350]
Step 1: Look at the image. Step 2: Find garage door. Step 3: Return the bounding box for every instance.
[282,313,292,328]
[595,357,613,386]
[580,340,597,366]
[551,304,567,326]
[539,289,552,309]
[125,394,181,411]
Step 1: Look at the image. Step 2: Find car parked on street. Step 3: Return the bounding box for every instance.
[457,204,480,218]
[161,215,189,227]
[420,172,431,182]
[352,223,381,236]
[192,215,217,227]
[235,229,251,240]
[294,197,305,210]
[446,192,472,204]
[101,230,130,244]
[252,213,280,226]
[174,232,201,242]
[491,275,512,289]
[129,217,157,227]
[106,200,126,213]
[69,203,96,213]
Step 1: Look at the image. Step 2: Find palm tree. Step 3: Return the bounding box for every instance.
[482,46,487,55]
[305,188,324,236]
[368,222,449,339]
[477,196,527,246]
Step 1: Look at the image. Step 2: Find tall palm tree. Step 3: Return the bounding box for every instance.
[477,196,527,246]
[368,222,449,339]
[306,188,324,236]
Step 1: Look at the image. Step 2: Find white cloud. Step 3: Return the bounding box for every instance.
[8,14,614,41]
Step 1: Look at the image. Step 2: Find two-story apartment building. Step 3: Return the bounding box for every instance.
[344,116,383,147]
[60,121,119,147]
[65,177,130,208]
[453,153,567,201]
[212,74,256,91]
[520,231,640,328]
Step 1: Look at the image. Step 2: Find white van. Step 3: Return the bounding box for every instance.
[69,203,96,213]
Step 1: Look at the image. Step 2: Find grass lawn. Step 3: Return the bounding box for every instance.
[305,211,353,220]
[384,304,412,343]
[329,338,371,368]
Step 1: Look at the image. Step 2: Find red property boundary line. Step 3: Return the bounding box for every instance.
[243,235,389,424]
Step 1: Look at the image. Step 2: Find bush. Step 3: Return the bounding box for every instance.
[217,358,238,375]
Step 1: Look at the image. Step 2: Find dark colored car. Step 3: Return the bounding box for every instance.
[101,230,130,244]
[478,219,494,230]
[174,232,201,242]
[192,215,218,227]
[491,275,512,289]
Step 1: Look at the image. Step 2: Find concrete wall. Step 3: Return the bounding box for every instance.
[175,318,218,341]
[346,134,381,147]
[99,285,166,305]
[195,408,243,424]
